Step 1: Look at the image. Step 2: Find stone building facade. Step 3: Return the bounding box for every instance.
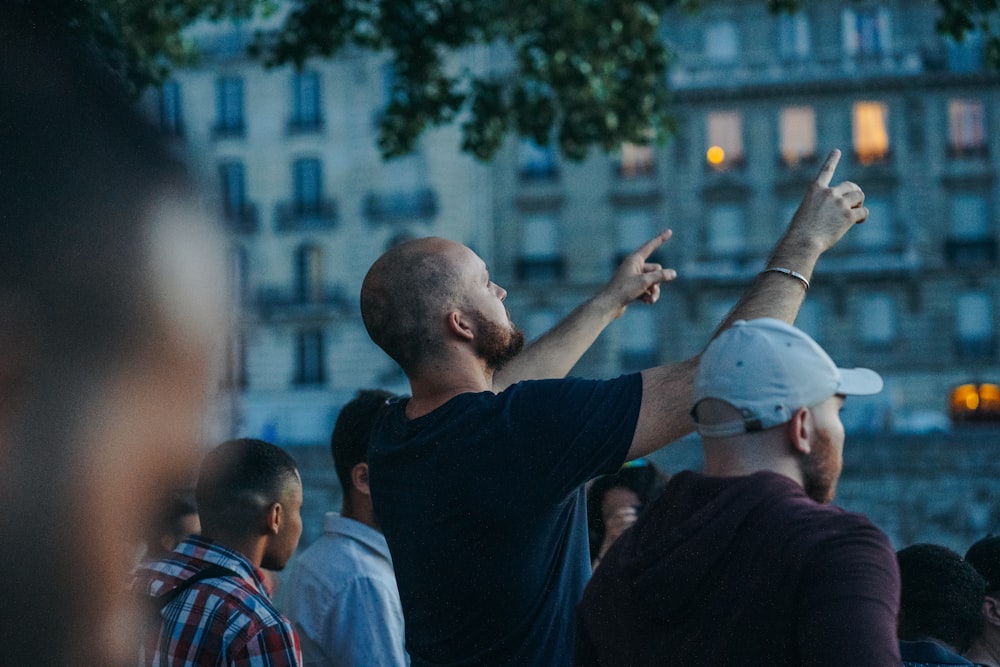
[151,1,1000,547]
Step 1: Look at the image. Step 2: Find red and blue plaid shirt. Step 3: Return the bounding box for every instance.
[134,535,302,666]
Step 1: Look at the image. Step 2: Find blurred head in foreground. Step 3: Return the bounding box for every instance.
[0,6,226,664]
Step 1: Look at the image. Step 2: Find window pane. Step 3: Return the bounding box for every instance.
[705,21,739,63]
[618,209,656,254]
[853,102,889,164]
[519,139,558,180]
[948,99,986,153]
[780,106,816,166]
[843,8,890,57]
[294,159,322,207]
[522,213,559,258]
[707,204,746,257]
[860,293,895,345]
[778,12,810,59]
[219,162,246,213]
[217,77,244,129]
[292,71,321,125]
[295,245,323,303]
[957,292,993,341]
[297,329,325,384]
[619,142,655,178]
[159,81,182,134]
[707,111,744,169]
[853,196,893,249]
[950,195,989,239]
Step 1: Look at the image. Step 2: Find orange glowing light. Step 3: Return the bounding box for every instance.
[707,145,725,165]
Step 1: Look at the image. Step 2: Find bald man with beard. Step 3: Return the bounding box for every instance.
[360,150,869,667]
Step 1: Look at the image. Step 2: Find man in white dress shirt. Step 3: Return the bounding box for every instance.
[276,389,408,666]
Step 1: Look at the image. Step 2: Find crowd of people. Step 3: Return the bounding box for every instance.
[4,4,999,666]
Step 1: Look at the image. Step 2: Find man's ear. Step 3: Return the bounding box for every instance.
[262,501,282,536]
[447,310,474,342]
[786,406,813,455]
[351,461,371,497]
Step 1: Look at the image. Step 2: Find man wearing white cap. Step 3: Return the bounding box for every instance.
[576,318,901,666]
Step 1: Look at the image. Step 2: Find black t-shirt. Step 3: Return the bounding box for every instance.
[369,374,641,667]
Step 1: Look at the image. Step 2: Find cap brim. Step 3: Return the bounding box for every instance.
[837,367,883,396]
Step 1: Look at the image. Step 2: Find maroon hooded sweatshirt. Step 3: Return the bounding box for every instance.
[575,470,900,666]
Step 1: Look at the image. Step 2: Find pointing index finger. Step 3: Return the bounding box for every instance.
[634,229,673,261]
[814,148,841,188]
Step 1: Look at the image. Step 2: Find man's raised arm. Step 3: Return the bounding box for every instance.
[492,231,678,392]
[629,148,869,459]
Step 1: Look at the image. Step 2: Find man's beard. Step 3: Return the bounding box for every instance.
[799,434,841,504]
[472,310,525,372]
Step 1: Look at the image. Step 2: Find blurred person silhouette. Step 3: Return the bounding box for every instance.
[361,150,869,666]
[966,535,1000,666]
[134,438,304,666]
[897,543,987,666]
[587,459,669,569]
[0,5,226,665]
[141,494,202,564]
[576,318,899,666]
[276,389,409,666]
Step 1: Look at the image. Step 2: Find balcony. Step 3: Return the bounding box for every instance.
[362,189,438,224]
[255,285,350,322]
[276,199,338,231]
[515,256,566,283]
[222,203,259,234]
[945,237,997,266]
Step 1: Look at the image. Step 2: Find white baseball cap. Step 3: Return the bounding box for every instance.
[692,318,883,437]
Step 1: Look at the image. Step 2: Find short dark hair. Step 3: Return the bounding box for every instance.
[897,543,986,652]
[966,535,1000,595]
[196,439,299,537]
[331,389,396,491]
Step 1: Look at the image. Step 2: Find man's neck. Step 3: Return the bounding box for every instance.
[406,357,493,419]
[966,636,1000,667]
[200,531,263,568]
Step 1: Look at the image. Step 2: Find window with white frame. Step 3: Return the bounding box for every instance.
[842,7,892,58]
[617,208,658,264]
[518,212,563,281]
[956,291,995,358]
[295,244,323,304]
[859,293,896,347]
[947,194,995,265]
[705,20,739,63]
[778,12,811,60]
[293,158,323,213]
[706,204,747,258]
[620,307,657,370]
[158,80,183,136]
[215,76,245,134]
[850,195,893,250]
[779,106,817,167]
[290,70,323,131]
[295,328,326,385]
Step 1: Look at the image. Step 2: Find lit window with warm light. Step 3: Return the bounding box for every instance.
[619,142,656,179]
[852,101,889,165]
[706,111,743,171]
[779,106,816,167]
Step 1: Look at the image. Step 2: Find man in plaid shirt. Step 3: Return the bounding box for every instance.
[135,438,304,666]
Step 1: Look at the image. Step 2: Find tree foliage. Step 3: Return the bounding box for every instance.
[21,0,1000,161]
